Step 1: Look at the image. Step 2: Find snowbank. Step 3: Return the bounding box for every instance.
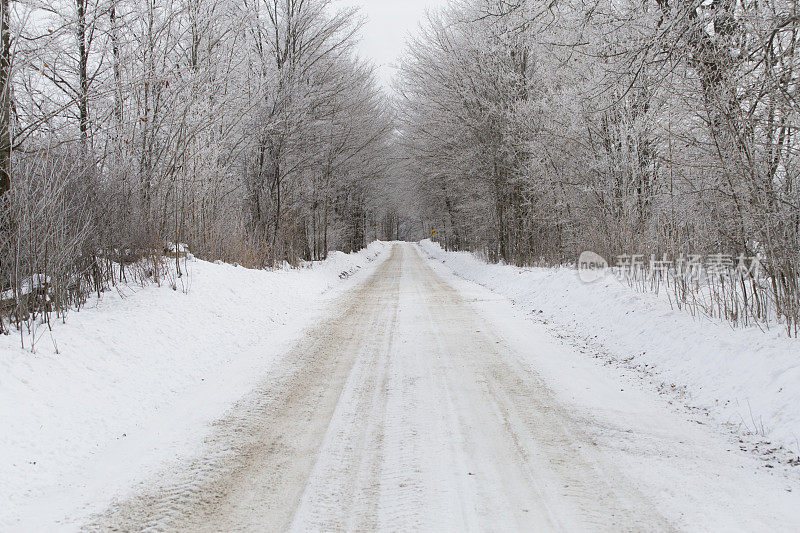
[0,242,390,530]
[418,240,800,453]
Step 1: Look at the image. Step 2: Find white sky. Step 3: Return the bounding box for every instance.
[337,0,446,90]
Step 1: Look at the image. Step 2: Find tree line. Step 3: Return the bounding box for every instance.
[0,0,395,329]
[397,0,800,334]
[1,0,797,336]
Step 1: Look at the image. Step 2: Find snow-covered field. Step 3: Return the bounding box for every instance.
[419,239,800,457]
[0,242,390,530]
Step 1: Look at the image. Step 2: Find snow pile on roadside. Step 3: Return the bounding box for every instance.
[418,239,800,453]
[0,241,390,530]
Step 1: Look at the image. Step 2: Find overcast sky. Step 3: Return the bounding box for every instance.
[337,0,445,90]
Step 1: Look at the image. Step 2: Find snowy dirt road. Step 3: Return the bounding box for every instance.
[90,243,800,532]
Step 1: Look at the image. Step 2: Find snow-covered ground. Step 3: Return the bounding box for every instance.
[87,242,800,531]
[419,239,800,458]
[4,240,799,531]
[0,242,390,530]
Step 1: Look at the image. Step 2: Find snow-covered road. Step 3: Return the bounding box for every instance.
[89,243,800,531]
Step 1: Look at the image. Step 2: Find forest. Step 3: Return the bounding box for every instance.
[0,0,400,328]
[396,0,800,334]
[0,0,798,333]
